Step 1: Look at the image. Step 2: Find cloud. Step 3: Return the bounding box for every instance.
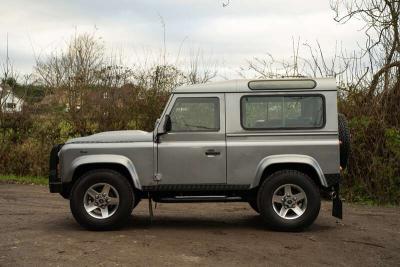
[0,0,366,78]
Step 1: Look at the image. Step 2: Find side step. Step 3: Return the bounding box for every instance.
[155,195,244,203]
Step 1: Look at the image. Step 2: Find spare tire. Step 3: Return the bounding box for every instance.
[338,113,350,169]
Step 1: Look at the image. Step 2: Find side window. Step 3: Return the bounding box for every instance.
[170,97,220,132]
[241,95,324,129]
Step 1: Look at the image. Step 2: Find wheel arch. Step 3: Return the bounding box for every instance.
[66,155,142,191]
[252,155,327,188]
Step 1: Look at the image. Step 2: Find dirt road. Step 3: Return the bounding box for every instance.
[0,184,399,266]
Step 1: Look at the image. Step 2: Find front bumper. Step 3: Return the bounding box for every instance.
[325,173,341,187]
[49,144,64,193]
[49,182,63,193]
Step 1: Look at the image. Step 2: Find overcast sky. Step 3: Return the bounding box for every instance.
[0,0,365,79]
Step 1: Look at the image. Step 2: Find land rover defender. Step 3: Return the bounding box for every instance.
[49,78,350,231]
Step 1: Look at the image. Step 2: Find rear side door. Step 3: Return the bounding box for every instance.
[157,93,226,184]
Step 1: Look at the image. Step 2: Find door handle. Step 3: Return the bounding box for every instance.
[205,149,221,156]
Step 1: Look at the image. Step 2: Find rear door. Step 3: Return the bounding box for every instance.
[157,93,226,184]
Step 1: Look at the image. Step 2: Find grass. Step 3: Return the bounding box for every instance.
[0,175,47,185]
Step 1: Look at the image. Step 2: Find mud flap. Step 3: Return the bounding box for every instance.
[332,184,343,219]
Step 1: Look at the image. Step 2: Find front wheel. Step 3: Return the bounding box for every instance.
[70,169,135,230]
[257,170,321,231]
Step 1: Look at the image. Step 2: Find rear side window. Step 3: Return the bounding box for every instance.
[241,95,324,129]
[170,97,220,132]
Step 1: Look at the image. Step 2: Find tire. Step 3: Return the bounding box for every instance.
[338,113,350,169]
[70,169,135,231]
[248,197,260,213]
[257,170,321,231]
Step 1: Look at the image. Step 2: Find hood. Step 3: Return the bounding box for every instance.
[66,130,153,144]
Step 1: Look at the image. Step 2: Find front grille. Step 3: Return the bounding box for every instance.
[49,144,63,183]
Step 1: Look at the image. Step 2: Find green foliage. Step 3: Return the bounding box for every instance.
[385,128,400,158]
[0,66,172,177]
[1,77,17,87]
[13,84,46,103]
[339,83,400,205]
[0,175,47,185]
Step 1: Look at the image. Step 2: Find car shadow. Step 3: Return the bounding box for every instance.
[126,213,264,230]
[124,213,333,233]
[47,212,334,233]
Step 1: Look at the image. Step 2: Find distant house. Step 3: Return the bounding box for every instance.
[0,85,24,113]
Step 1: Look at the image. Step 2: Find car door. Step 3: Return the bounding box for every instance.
[157,93,226,184]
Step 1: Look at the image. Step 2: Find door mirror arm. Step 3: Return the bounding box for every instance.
[164,114,172,132]
[155,115,172,143]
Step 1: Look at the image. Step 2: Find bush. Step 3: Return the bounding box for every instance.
[339,82,400,205]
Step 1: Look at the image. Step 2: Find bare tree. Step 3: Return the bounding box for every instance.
[184,49,217,84]
[35,32,104,107]
[240,38,355,87]
[331,0,400,95]
[34,32,106,133]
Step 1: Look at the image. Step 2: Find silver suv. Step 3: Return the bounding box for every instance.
[49,78,350,231]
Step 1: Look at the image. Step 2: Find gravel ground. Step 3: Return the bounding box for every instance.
[0,183,399,266]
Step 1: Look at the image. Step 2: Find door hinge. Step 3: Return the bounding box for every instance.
[154,173,162,181]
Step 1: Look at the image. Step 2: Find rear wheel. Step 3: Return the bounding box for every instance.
[257,170,321,231]
[70,169,134,230]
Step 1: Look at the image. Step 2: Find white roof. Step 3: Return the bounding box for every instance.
[0,87,23,101]
[173,78,336,93]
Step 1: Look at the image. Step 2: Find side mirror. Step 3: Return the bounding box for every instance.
[164,114,172,132]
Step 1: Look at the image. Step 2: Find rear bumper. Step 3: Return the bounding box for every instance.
[48,144,64,193]
[324,173,341,187]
